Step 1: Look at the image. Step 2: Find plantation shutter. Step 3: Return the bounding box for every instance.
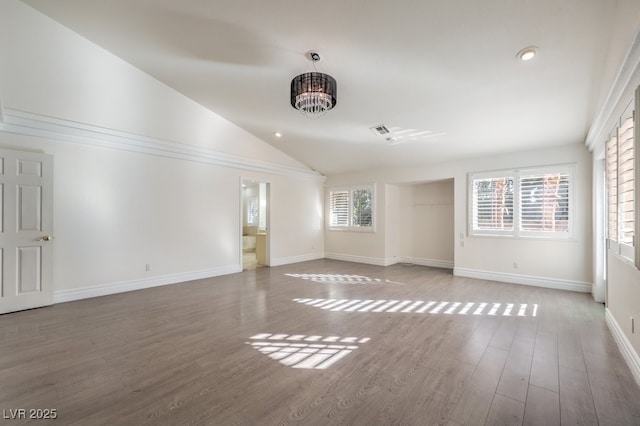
[606,132,618,245]
[618,114,634,253]
[329,191,349,227]
[519,172,570,233]
[471,176,514,232]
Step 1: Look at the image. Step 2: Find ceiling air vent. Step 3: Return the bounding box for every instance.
[370,124,390,136]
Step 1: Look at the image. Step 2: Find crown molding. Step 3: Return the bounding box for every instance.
[586,27,640,151]
[0,108,325,181]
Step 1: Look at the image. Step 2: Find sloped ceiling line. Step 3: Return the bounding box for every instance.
[0,108,325,181]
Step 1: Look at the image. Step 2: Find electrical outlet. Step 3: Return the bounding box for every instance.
[513,262,519,269]
[145,263,151,272]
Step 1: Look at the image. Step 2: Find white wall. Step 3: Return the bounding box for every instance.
[325,143,593,291]
[0,0,324,301]
[608,256,640,365]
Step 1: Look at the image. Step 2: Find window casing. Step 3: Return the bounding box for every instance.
[469,166,574,239]
[328,186,375,231]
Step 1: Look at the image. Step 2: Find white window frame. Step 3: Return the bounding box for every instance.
[328,185,376,232]
[469,165,575,239]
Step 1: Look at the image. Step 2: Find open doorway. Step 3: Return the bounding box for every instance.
[396,179,455,269]
[241,179,270,270]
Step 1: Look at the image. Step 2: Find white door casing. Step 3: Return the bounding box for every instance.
[0,148,53,314]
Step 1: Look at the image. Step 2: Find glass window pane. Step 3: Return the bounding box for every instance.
[352,189,372,227]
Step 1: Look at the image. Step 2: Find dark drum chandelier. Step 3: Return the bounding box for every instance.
[290,52,337,118]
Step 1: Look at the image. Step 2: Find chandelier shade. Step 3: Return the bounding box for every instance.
[290,72,337,118]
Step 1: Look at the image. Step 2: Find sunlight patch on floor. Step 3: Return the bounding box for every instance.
[292,298,538,317]
[285,273,404,285]
[246,333,370,370]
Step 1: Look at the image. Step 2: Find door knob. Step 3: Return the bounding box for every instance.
[39,235,54,241]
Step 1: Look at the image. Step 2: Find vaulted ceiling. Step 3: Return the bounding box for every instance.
[21,0,640,175]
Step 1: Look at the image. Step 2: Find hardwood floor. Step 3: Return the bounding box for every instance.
[1,260,639,425]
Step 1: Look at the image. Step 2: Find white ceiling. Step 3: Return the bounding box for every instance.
[21,0,640,175]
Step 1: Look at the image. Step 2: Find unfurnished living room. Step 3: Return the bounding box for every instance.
[1,0,640,425]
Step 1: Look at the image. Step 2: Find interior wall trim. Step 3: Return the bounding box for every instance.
[453,267,592,293]
[401,257,454,270]
[606,308,640,387]
[325,253,396,267]
[325,255,450,270]
[53,265,241,304]
[270,252,325,267]
[0,108,324,181]
[586,26,640,151]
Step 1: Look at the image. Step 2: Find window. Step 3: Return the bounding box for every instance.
[519,170,570,235]
[328,186,374,231]
[329,190,349,227]
[606,95,636,262]
[469,166,573,238]
[352,189,373,227]
[471,174,514,234]
[247,197,258,225]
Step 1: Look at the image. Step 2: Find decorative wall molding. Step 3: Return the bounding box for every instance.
[606,308,640,387]
[586,26,640,151]
[53,265,241,304]
[325,253,395,267]
[270,252,325,267]
[453,267,592,293]
[401,257,454,270]
[0,108,325,181]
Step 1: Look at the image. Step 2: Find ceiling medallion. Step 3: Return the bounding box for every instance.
[290,51,337,118]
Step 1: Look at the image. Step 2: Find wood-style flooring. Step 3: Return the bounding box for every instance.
[1,260,639,425]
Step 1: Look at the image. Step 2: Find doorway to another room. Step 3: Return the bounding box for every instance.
[241,180,269,270]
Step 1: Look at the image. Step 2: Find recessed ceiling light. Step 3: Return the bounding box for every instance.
[517,47,538,61]
[274,132,283,138]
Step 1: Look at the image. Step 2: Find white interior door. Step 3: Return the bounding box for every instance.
[0,148,53,314]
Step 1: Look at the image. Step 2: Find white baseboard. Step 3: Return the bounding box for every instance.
[325,253,395,266]
[453,267,592,293]
[401,257,454,270]
[53,265,241,304]
[606,308,640,387]
[270,252,325,267]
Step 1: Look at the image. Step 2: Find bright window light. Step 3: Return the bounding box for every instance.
[247,333,370,370]
[286,273,403,285]
[293,299,539,317]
